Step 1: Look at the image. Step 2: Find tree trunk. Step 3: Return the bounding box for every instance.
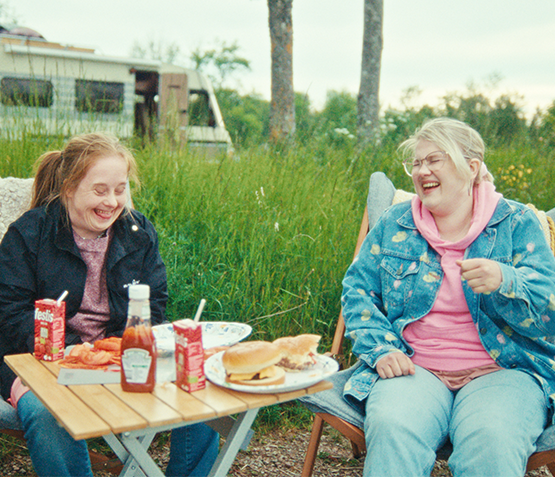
[268,0,295,143]
[357,0,383,144]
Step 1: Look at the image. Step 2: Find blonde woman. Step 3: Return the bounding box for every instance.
[341,118,555,476]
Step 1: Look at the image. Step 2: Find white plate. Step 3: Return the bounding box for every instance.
[205,351,339,394]
[201,322,252,349]
[152,321,252,349]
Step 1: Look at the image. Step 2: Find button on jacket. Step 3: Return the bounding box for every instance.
[0,200,168,399]
[342,198,555,421]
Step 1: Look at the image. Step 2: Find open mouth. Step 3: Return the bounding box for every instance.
[422,182,439,191]
[94,208,114,220]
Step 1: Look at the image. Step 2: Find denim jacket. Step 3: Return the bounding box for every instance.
[342,198,555,420]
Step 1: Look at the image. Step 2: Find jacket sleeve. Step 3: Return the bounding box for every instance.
[341,214,408,368]
[481,206,555,337]
[0,225,38,358]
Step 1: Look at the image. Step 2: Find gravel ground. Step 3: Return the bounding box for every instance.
[1,426,553,476]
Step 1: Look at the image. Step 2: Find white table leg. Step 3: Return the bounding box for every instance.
[118,430,160,477]
[103,433,129,465]
[208,409,259,477]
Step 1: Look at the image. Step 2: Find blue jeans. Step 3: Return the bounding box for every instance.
[363,365,547,477]
[166,422,219,476]
[18,391,219,477]
[18,391,93,477]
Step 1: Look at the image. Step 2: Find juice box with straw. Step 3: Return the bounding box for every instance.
[34,294,66,361]
[173,319,206,392]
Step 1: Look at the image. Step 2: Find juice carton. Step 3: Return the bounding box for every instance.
[34,299,65,361]
[173,319,205,392]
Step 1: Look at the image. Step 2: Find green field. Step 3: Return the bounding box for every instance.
[2,133,554,350]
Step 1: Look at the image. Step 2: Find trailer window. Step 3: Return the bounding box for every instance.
[0,77,53,107]
[189,90,216,127]
[75,80,124,114]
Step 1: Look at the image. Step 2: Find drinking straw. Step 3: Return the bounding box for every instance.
[193,299,207,323]
[56,290,69,306]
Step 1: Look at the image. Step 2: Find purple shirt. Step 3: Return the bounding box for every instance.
[66,228,111,343]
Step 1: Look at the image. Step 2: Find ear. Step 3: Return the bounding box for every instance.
[468,158,481,182]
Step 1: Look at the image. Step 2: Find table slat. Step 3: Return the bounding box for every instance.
[70,384,148,434]
[41,361,149,434]
[153,383,218,422]
[305,380,333,395]
[4,354,111,439]
[104,383,183,428]
[191,382,249,416]
[220,388,279,408]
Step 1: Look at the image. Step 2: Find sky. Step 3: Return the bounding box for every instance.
[7,0,555,118]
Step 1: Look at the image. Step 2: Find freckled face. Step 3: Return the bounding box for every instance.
[66,155,129,239]
[412,140,471,219]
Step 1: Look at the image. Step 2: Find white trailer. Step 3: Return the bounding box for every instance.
[0,27,232,154]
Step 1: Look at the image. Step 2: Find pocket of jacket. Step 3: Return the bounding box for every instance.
[380,255,421,307]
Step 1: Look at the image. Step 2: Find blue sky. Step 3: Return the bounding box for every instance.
[9,0,555,117]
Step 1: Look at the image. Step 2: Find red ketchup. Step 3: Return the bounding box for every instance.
[121,284,156,392]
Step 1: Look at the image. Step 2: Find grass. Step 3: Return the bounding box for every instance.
[2,132,555,437]
[3,134,555,346]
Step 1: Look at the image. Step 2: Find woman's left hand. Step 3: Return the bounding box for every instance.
[456,258,502,294]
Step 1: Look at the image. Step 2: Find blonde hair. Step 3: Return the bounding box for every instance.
[399,118,493,184]
[31,132,138,209]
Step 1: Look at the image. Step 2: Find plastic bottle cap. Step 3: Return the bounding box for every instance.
[128,284,150,300]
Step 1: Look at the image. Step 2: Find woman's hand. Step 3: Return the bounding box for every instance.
[375,352,415,379]
[456,258,502,294]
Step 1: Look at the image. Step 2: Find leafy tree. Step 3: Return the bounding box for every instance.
[488,94,527,144]
[216,89,269,146]
[295,93,317,143]
[268,0,295,143]
[318,90,358,133]
[440,86,527,145]
[191,41,250,89]
[531,101,555,149]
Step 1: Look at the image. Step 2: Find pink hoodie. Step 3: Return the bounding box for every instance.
[403,181,503,371]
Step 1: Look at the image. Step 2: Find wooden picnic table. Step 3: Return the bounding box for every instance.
[5,353,332,477]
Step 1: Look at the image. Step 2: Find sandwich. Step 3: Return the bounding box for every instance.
[273,334,321,372]
[222,341,286,386]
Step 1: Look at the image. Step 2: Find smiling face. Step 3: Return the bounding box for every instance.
[65,154,129,239]
[412,139,478,219]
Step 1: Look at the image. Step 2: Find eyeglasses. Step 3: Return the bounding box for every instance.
[402,151,449,177]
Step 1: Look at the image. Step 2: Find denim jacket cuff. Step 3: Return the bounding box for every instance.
[363,346,403,369]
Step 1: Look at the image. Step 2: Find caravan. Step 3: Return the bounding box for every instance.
[0,26,232,154]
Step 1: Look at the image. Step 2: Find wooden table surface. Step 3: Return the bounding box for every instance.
[5,353,333,440]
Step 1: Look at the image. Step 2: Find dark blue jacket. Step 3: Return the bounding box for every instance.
[0,200,168,399]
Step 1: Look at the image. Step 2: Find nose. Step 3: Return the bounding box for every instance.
[104,191,119,207]
[416,161,433,176]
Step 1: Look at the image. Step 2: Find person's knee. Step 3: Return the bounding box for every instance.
[18,393,54,429]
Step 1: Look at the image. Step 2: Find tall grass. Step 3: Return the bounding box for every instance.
[1,134,555,349]
[133,142,377,346]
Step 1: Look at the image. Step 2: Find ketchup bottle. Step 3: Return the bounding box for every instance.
[121,284,157,392]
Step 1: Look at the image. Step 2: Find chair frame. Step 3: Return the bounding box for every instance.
[301,205,555,476]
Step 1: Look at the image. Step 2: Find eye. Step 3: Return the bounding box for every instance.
[412,160,422,168]
[115,186,127,195]
[427,158,442,165]
[94,187,108,196]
